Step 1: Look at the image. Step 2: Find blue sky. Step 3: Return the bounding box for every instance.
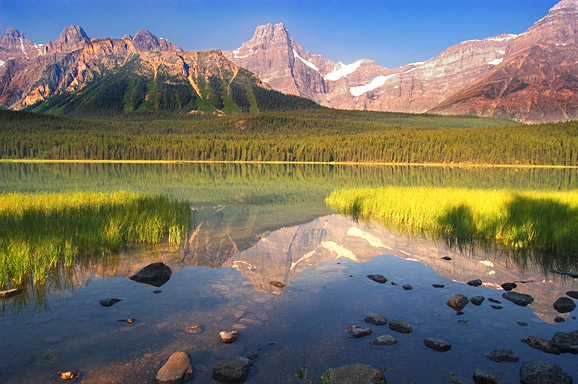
[0,0,559,68]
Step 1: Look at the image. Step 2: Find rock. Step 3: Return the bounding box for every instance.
[328,364,385,384]
[555,316,566,323]
[491,305,503,310]
[458,319,470,324]
[517,321,528,327]
[388,319,412,334]
[488,298,501,304]
[553,297,576,313]
[503,291,534,306]
[423,337,451,352]
[552,330,578,354]
[269,281,285,288]
[446,294,469,312]
[367,274,387,284]
[156,352,193,384]
[59,371,80,380]
[432,284,445,288]
[213,356,252,383]
[99,298,121,307]
[470,296,485,306]
[402,284,413,290]
[0,288,22,299]
[567,291,578,300]
[442,256,452,261]
[501,282,517,291]
[520,361,572,384]
[153,290,162,294]
[364,314,388,326]
[390,282,397,286]
[473,369,498,384]
[485,349,520,362]
[129,262,172,287]
[184,325,203,334]
[346,325,372,338]
[120,318,135,324]
[521,336,561,354]
[369,335,397,346]
[219,331,240,344]
[467,279,483,287]
[551,270,578,278]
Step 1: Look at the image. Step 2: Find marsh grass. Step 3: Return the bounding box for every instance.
[0,191,189,289]
[326,187,578,266]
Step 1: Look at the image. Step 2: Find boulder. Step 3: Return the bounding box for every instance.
[213,357,252,383]
[367,274,387,284]
[446,294,469,312]
[555,316,566,323]
[467,279,482,287]
[388,319,412,334]
[501,282,517,291]
[423,337,451,352]
[369,335,397,346]
[328,364,385,384]
[130,262,172,287]
[473,369,498,384]
[219,331,240,344]
[0,288,22,299]
[553,297,576,313]
[503,292,534,306]
[402,284,413,290]
[488,298,501,304]
[155,352,193,384]
[485,349,520,362]
[364,314,388,326]
[99,298,121,307]
[470,296,485,306]
[566,291,578,300]
[552,330,578,354]
[521,336,561,354]
[346,325,372,338]
[520,361,572,384]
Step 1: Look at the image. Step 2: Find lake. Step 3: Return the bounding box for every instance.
[1,163,577,383]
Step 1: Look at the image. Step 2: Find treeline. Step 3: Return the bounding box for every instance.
[1,110,577,165]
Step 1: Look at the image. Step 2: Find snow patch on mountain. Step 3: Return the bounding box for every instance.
[0,60,4,67]
[488,34,517,42]
[324,60,364,81]
[293,49,319,71]
[350,73,397,97]
[488,57,503,65]
[233,48,255,59]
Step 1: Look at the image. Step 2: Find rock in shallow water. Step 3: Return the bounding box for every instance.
[470,296,485,306]
[346,325,373,338]
[99,298,121,307]
[553,297,576,313]
[402,284,413,290]
[503,291,534,306]
[369,335,397,346]
[328,363,385,384]
[156,352,193,384]
[213,356,252,383]
[388,319,412,334]
[473,368,498,384]
[467,279,482,287]
[552,330,578,354]
[364,314,388,326]
[566,291,578,300]
[501,282,517,291]
[519,361,572,384]
[423,337,451,352]
[219,331,240,344]
[446,294,469,312]
[521,336,561,355]
[130,262,172,287]
[485,349,520,362]
[367,274,387,284]
[0,288,22,299]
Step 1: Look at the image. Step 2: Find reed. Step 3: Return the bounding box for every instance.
[0,191,189,288]
[326,187,578,257]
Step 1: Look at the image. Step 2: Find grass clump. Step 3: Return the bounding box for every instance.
[326,187,578,259]
[0,191,189,288]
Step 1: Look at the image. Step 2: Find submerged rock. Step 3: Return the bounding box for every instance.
[402,284,413,290]
[470,296,485,306]
[486,349,520,362]
[388,319,412,334]
[99,298,121,307]
[473,368,498,384]
[503,292,534,307]
[552,330,578,354]
[328,364,385,384]
[432,284,445,288]
[423,337,451,352]
[446,294,469,312]
[346,325,372,338]
[517,321,529,327]
[520,361,572,384]
[369,335,397,346]
[553,297,576,313]
[491,305,503,310]
[521,336,561,355]
[219,331,240,344]
[0,288,22,299]
[488,298,501,304]
[213,356,252,383]
[156,352,193,384]
[364,314,388,326]
[467,279,483,287]
[501,282,517,291]
[367,274,387,284]
[130,262,172,287]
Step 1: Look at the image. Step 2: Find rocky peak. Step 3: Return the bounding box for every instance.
[131,29,182,52]
[56,25,89,45]
[0,28,40,61]
[4,28,24,38]
[551,0,578,11]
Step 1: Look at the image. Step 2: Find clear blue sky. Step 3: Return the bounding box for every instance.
[0,0,558,68]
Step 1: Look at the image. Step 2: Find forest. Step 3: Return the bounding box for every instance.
[1,109,577,166]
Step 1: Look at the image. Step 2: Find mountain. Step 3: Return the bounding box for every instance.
[431,0,578,123]
[226,0,578,123]
[0,25,318,115]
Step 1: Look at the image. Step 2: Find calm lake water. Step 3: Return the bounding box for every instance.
[1,163,577,383]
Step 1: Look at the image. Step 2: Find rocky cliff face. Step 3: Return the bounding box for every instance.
[128,29,182,52]
[432,0,578,123]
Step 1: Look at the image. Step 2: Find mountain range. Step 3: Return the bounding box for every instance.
[0,0,576,122]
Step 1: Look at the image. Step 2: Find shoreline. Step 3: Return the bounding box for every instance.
[1,159,577,169]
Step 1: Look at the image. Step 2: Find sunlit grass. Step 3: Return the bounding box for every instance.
[326,187,578,258]
[0,191,189,289]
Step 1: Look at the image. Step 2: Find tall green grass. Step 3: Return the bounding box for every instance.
[326,187,578,266]
[0,191,189,289]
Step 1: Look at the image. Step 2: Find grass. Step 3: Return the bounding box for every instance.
[326,187,578,264]
[0,191,189,289]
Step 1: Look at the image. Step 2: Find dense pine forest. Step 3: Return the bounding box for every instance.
[1,109,577,165]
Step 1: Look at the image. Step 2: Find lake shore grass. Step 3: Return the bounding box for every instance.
[326,187,578,258]
[0,191,189,289]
